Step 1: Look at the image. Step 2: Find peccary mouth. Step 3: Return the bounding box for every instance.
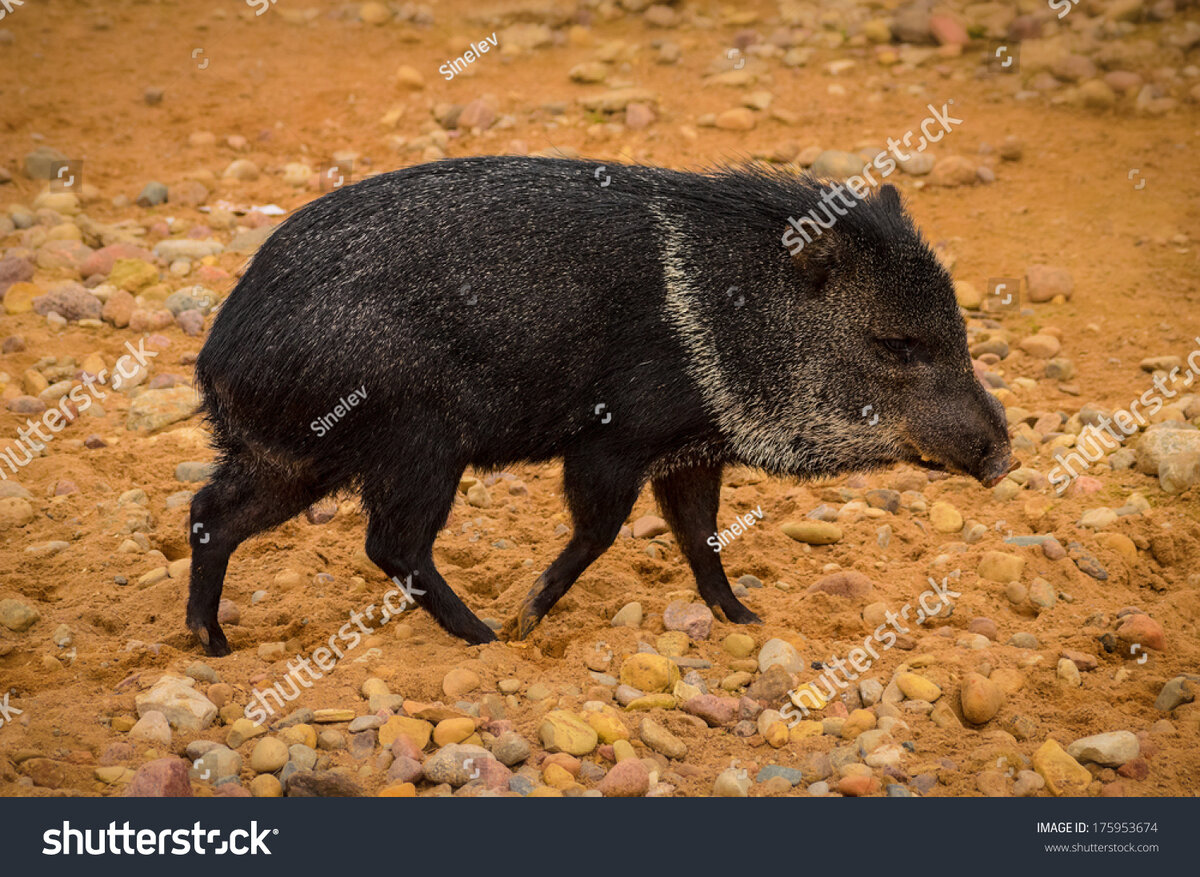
[907,447,1017,488]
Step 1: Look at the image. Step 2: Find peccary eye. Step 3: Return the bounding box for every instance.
[878,337,924,363]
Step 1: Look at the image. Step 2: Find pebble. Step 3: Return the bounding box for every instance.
[135,675,217,732]
[443,667,481,698]
[781,520,842,544]
[1154,676,1196,711]
[640,717,687,759]
[619,653,680,692]
[285,770,363,797]
[0,598,40,631]
[1056,658,1081,687]
[539,710,598,755]
[130,710,173,746]
[896,673,941,702]
[977,551,1025,583]
[249,737,289,774]
[662,600,714,639]
[125,757,192,797]
[598,759,650,797]
[1025,265,1073,302]
[135,182,168,207]
[1068,731,1139,767]
[422,744,494,788]
[1115,613,1164,651]
[611,601,643,628]
[807,570,873,599]
[960,673,1004,724]
[929,501,963,533]
[713,767,751,797]
[757,637,804,674]
[1033,739,1091,797]
[490,731,531,766]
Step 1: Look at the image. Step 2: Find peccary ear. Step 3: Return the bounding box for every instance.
[875,183,904,214]
[788,226,841,291]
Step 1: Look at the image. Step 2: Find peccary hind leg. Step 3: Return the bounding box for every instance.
[362,463,498,645]
[652,463,761,624]
[508,454,642,640]
[187,455,332,657]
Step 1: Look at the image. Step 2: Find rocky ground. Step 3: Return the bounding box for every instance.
[0,0,1198,798]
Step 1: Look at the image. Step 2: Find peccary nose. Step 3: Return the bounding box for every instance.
[978,450,1017,488]
[972,388,1015,487]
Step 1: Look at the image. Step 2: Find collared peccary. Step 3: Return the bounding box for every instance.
[187,156,1013,656]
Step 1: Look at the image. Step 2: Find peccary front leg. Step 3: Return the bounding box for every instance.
[187,455,331,656]
[362,464,497,645]
[652,463,761,624]
[507,454,642,640]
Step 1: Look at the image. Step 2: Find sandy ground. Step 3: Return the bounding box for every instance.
[0,0,1197,798]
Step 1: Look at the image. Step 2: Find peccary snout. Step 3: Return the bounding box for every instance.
[903,381,1015,487]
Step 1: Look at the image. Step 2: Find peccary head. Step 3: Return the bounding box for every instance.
[664,173,1013,487]
[796,184,1015,487]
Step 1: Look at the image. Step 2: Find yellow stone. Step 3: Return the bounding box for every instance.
[930,701,963,730]
[896,672,942,702]
[780,520,842,544]
[585,711,629,743]
[379,716,433,750]
[978,551,1025,583]
[542,763,575,789]
[613,739,638,762]
[378,782,417,797]
[723,633,756,658]
[764,720,789,748]
[528,786,563,797]
[538,710,598,756]
[788,683,828,712]
[362,677,390,698]
[655,631,689,657]
[842,708,877,738]
[111,715,136,733]
[625,694,677,711]
[929,501,963,534]
[3,281,39,314]
[95,766,133,784]
[619,653,681,692]
[108,258,160,292]
[432,717,475,747]
[1096,532,1138,565]
[312,708,355,723]
[279,723,317,749]
[1033,739,1092,797]
[249,774,283,797]
[359,1,390,24]
[790,721,823,741]
[226,718,267,749]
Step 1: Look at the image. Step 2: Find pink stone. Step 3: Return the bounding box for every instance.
[125,757,192,797]
[928,15,968,46]
[663,600,714,639]
[598,759,650,797]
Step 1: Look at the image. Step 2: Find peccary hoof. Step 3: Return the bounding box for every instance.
[189,621,231,657]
